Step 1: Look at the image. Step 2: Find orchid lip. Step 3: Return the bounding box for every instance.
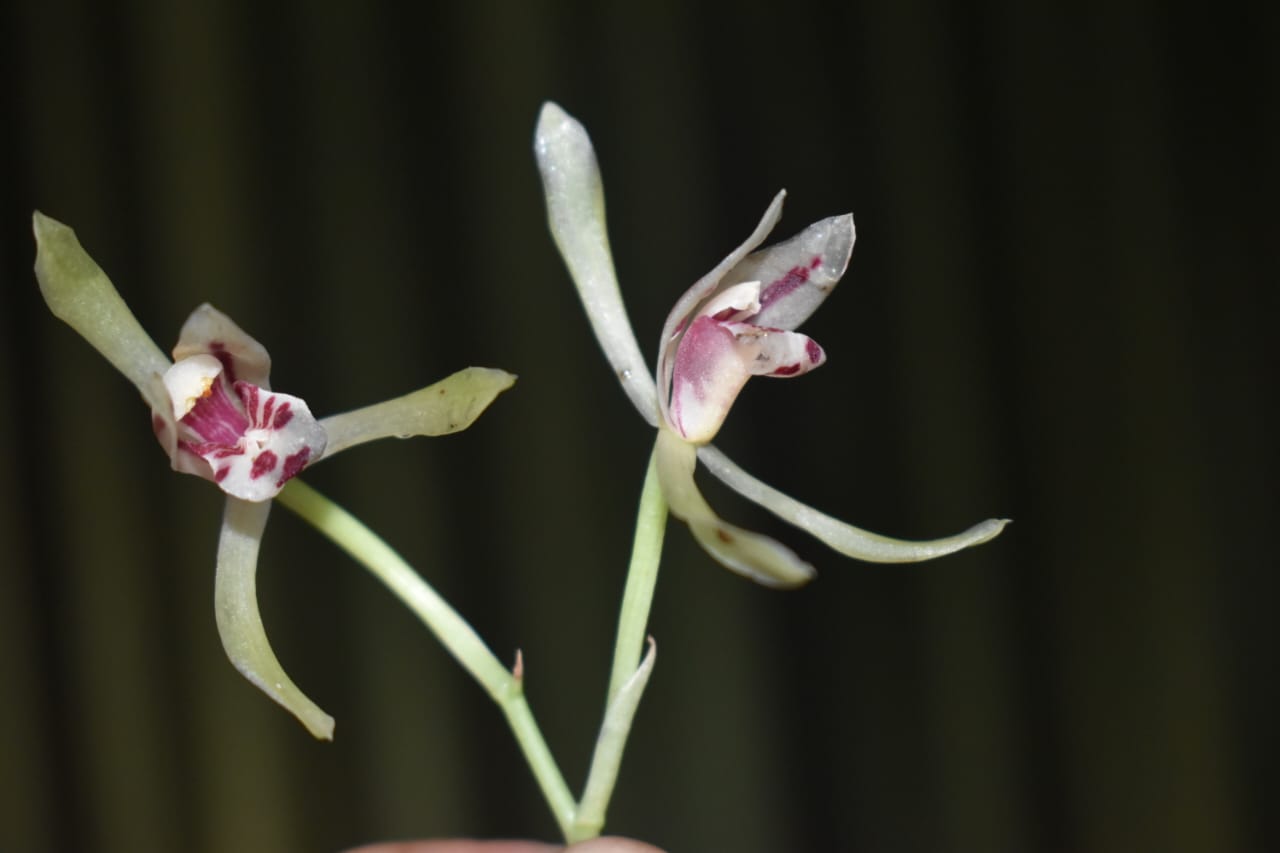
[160,350,327,503]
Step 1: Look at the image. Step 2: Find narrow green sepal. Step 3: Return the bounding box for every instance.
[215,496,335,740]
[319,367,516,459]
[32,212,172,416]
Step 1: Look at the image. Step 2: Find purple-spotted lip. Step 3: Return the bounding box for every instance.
[159,351,326,502]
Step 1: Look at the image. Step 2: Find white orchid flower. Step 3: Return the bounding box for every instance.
[34,212,514,739]
[534,103,1007,588]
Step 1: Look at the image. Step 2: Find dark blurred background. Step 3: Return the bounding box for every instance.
[2,2,1275,852]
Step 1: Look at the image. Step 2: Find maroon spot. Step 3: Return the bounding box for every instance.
[212,447,246,459]
[806,339,823,363]
[716,528,735,544]
[272,402,294,429]
[250,450,279,480]
[277,449,312,486]
[152,414,167,436]
[261,395,276,427]
[214,467,230,483]
[809,255,822,269]
[772,364,802,376]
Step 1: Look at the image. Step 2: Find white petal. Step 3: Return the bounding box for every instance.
[32,212,173,416]
[656,429,815,587]
[215,497,335,740]
[535,103,658,425]
[730,214,855,331]
[173,304,272,388]
[657,191,786,426]
[319,367,516,459]
[697,444,1010,562]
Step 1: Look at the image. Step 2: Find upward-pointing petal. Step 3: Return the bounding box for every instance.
[33,212,172,416]
[697,444,1010,562]
[535,102,658,425]
[730,213,855,331]
[215,497,335,740]
[173,304,272,388]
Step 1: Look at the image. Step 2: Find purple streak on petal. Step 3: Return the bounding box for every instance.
[237,382,261,425]
[735,215,855,332]
[181,377,250,445]
[757,259,817,314]
[806,338,824,364]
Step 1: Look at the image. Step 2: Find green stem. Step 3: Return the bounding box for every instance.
[275,478,577,840]
[570,442,668,842]
[606,442,668,702]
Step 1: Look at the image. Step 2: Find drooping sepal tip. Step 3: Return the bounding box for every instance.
[696,443,1011,564]
[215,497,335,740]
[655,428,816,588]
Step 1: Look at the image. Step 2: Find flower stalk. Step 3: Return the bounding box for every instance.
[605,444,668,705]
[567,443,667,842]
[274,478,579,838]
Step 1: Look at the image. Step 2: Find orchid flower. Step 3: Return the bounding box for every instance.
[34,212,515,739]
[534,103,1007,588]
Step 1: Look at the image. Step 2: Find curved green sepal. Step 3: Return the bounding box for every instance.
[215,496,335,740]
[698,444,1010,563]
